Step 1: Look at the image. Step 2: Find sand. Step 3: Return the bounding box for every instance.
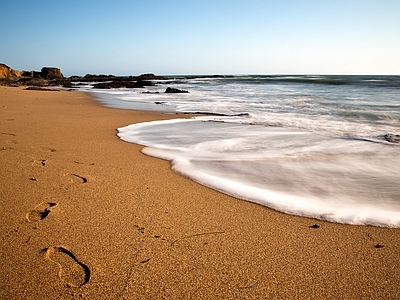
[1,86,400,299]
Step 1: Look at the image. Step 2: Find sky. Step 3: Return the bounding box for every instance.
[1,0,399,76]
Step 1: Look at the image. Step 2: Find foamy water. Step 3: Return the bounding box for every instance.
[83,75,400,227]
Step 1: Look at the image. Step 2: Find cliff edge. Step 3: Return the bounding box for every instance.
[0,63,21,78]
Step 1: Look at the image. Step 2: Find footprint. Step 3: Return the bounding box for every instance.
[32,159,47,167]
[64,173,88,184]
[44,246,90,287]
[5,139,18,145]
[1,132,16,136]
[26,202,57,223]
[32,146,56,153]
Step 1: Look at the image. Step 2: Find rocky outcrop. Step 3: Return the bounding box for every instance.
[82,74,116,81]
[137,73,164,80]
[0,63,21,78]
[41,67,64,79]
[165,87,189,93]
[0,64,70,87]
[21,71,34,77]
[78,73,164,83]
[0,64,194,91]
[25,86,60,91]
[92,80,155,89]
[134,80,156,88]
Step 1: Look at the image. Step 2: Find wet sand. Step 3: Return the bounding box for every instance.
[1,86,400,299]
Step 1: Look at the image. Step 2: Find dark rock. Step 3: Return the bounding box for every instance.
[137,73,165,80]
[25,86,59,91]
[0,78,19,87]
[68,75,82,81]
[69,73,165,83]
[41,67,64,79]
[92,81,123,89]
[92,81,129,89]
[21,71,34,77]
[20,70,42,78]
[133,80,155,88]
[83,74,116,81]
[184,75,232,79]
[0,65,168,88]
[62,82,75,88]
[19,77,49,86]
[142,91,160,94]
[33,71,43,78]
[92,80,156,89]
[165,87,189,93]
[384,133,400,143]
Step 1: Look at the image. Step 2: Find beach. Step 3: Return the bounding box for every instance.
[1,86,400,299]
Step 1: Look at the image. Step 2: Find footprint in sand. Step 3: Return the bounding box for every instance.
[31,159,47,167]
[64,173,88,184]
[44,246,90,287]
[26,202,57,223]
[33,146,57,153]
[5,139,18,145]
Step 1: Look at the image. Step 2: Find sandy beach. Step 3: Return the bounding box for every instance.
[1,86,400,299]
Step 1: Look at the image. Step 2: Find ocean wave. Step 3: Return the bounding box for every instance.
[118,119,400,228]
[92,74,400,228]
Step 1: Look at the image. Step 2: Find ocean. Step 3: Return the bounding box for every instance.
[80,75,400,227]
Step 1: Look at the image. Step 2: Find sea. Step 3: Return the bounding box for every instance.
[78,75,400,227]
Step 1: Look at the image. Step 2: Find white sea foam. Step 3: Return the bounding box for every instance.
[118,118,400,227]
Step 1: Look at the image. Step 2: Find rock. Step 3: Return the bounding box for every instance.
[92,81,130,89]
[133,80,155,88]
[19,77,49,86]
[83,74,116,81]
[69,73,165,83]
[21,71,34,77]
[0,64,68,87]
[142,91,160,94]
[0,63,21,78]
[25,86,59,91]
[92,80,156,89]
[69,75,83,81]
[92,81,123,89]
[384,133,400,143]
[165,87,189,93]
[41,67,64,79]
[184,75,232,79]
[32,71,43,78]
[137,73,165,80]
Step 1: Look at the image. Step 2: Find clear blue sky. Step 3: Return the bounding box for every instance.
[1,0,399,76]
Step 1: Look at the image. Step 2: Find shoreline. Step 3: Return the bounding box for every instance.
[1,86,400,299]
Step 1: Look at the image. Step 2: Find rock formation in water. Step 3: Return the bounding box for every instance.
[165,87,189,93]
[1,63,218,91]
